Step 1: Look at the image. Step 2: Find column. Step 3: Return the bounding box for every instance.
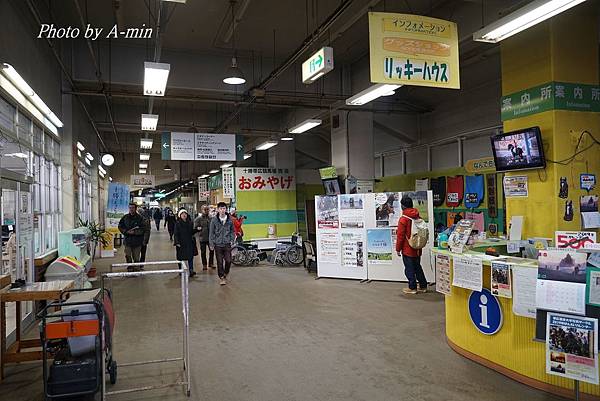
[269,140,295,170]
[330,110,374,179]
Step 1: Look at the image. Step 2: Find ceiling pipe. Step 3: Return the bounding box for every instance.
[72,0,120,146]
[24,0,108,151]
[214,0,356,132]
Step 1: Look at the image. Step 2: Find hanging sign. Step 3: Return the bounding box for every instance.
[130,175,155,188]
[319,166,338,180]
[302,46,334,84]
[235,167,295,192]
[222,167,235,198]
[162,132,238,161]
[465,157,496,173]
[106,182,130,233]
[368,12,460,89]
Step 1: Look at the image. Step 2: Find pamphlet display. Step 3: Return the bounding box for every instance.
[546,312,599,384]
[491,261,512,298]
[435,253,451,295]
[447,219,474,253]
[451,255,483,292]
[315,191,434,282]
[512,265,538,318]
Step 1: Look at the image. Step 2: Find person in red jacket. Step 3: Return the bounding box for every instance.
[230,208,246,243]
[396,196,428,295]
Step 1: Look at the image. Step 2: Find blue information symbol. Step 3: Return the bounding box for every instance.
[468,289,503,335]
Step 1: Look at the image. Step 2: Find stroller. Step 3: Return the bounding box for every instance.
[38,288,117,400]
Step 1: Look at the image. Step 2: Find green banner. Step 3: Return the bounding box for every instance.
[501,82,600,121]
[208,174,222,190]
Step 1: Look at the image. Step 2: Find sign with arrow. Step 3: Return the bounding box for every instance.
[161,132,171,160]
[161,132,240,161]
[302,46,334,84]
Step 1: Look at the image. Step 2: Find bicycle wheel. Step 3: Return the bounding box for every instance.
[285,245,304,265]
[231,245,248,265]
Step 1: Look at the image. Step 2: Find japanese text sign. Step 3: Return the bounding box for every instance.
[368,12,460,89]
[235,168,295,192]
[555,231,597,250]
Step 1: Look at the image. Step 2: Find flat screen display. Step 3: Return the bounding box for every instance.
[491,127,546,172]
[323,178,342,195]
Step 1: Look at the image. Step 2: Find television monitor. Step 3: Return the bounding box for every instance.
[491,127,546,172]
[323,178,342,195]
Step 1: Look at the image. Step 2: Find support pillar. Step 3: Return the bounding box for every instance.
[330,110,374,179]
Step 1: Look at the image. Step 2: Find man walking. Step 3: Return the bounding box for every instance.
[396,196,428,295]
[139,206,151,263]
[209,202,235,285]
[194,205,214,270]
[153,207,163,231]
[118,203,146,269]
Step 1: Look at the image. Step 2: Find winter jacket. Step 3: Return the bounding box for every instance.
[153,208,164,220]
[174,217,198,261]
[395,208,422,257]
[165,213,176,232]
[209,214,235,248]
[118,212,146,248]
[194,214,211,243]
[231,215,245,239]
[142,216,151,245]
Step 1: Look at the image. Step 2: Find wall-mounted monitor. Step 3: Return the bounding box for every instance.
[491,126,546,172]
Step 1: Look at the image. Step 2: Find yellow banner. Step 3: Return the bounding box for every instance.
[369,12,460,89]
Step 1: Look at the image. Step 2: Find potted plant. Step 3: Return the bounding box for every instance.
[78,218,109,261]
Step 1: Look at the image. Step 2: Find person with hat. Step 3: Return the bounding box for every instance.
[174,209,198,277]
[118,203,146,268]
[396,196,428,295]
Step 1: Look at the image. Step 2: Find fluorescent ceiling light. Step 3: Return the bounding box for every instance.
[281,136,294,141]
[85,152,94,161]
[473,0,587,43]
[220,163,233,168]
[199,174,209,178]
[163,164,172,171]
[98,165,107,175]
[209,169,219,174]
[109,177,113,181]
[5,152,28,159]
[141,114,159,131]
[346,83,402,106]
[140,138,154,149]
[162,0,187,3]
[288,119,322,134]
[85,158,91,166]
[99,171,106,178]
[0,63,63,128]
[188,180,194,184]
[243,153,252,160]
[223,57,246,85]
[256,140,278,151]
[139,169,147,174]
[139,162,148,169]
[143,61,170,96]
[77,149,82,158]
[101,153,115,166]
[140,153,151,161]
[77,142,85,151]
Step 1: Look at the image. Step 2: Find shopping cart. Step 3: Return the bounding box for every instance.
[38,288,116,400]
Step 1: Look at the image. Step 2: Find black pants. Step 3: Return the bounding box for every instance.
[402,255,427,290]
[215,245,232,278]
[155,219,161,230]
[140,244,147,262]
[199,241,214,267]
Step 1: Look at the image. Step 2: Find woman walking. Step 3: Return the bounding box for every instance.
[174,209,197,277]
[165,208,177,241]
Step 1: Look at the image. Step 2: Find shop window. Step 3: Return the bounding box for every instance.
[0,96,15,132]
[44,133,53,158]
[0,136,31,176]
[33,124,43,152]
[17,112,32,144]
[53,138,60,161]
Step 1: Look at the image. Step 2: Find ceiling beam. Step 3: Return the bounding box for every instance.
[373,121,416,144]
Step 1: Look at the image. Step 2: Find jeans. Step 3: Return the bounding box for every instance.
[124,245,142,264]
[198,240,214,267]
[402,255,427,290]
[140,245,147,262]
[186,257,194,273]
[215,245,232,278]
[155,219,161,230]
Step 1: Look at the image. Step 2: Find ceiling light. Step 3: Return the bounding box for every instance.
[209,169,219,174]
[5,152,28,159]
[0,63,63,128]
[98,165,107,175]
[162,0,187,3]
[223,57,246,85]
[473,0,587,43]
[109,177,113,181]
[139,169,147,174]
[140,138,154,149]
[139,163,148,169]
[85,158,91,166]
[381,90,396,96]
[141,114,159,131]
[76,142,85,151]
[188,180,193,184]
[99,171,106,178]
[85,152,94,161]
[163,164,172,171]
[288,119,322,134]
[256,140,278,151]
[281,136,294,141]
[243,153,252,160]
[101,153,115,166]
[346,83,402,106]
[140,153,151,161]
[199,174,209,178]
[77,149,82,158]
[143,61,170,96]
[220,163,233,168]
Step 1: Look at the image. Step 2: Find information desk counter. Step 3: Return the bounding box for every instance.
[432,246,600,399]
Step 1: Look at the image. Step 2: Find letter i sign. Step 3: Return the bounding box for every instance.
[468,289,503,335]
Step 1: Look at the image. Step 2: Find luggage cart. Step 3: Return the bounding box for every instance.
[38,288,116,400]
[101,260,191,399]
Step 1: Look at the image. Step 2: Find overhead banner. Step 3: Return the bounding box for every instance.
[161,132,241,161]
[106,182,130,234]
[222,167,235,198]
[130,174,155,188]
[235,167,295,191]
[368,12,460,89]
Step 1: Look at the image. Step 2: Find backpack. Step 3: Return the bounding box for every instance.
[404,216,429,250]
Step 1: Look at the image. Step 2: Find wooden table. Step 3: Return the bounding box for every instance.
[0,280,74,382]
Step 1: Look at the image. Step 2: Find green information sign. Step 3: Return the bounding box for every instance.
[501,82,600,121]
[319,166,338,180]
[161,132,171,160]
[208,174,222,190]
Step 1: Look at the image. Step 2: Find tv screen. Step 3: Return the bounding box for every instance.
[491,127,546,172]
[323,178,342,195]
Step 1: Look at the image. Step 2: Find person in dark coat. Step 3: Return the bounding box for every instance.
[153,207,164,231]
[174,209,197,277]
[194,205,214,270]
[165,208,177,241]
